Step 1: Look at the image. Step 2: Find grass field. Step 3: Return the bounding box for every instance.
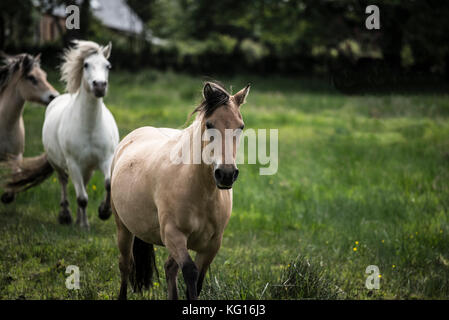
[1,70,449,300]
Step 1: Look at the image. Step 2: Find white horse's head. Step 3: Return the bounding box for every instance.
[61,40,112,98]
[82,45,112,98]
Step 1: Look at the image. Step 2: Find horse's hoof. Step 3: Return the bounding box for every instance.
[118,293,127,300]
[98,202,111,220]
[58,211,72,225]
[76,219,90,230]
[1,192,16,204]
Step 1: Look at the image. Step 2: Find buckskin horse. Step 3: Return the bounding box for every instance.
[110,82,250,299]
[0,52,59,203]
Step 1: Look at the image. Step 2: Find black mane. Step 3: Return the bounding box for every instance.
[193,81,230,117]
[0,53,37,93]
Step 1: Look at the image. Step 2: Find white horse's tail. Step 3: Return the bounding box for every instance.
[2,153,54,196]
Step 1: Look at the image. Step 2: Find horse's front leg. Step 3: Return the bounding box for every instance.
[195,247,219,298]
[162,223,199,300]
[98,159,112,220]
[164,255,179,300]
[67,160,89,229]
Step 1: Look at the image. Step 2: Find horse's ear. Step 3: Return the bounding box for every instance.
[103,42,112,59]
[21,55,33,73]
[203,82,227,102]
[234,84,251,106]
[34,53,41,63]
[203,83,214,101]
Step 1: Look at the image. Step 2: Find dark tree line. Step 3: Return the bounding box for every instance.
[2,0,449,83]
[0,0,92,49]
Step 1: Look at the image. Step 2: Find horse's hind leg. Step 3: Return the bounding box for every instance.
[114,208,133,300]
[56,169,72,225]
[164,255,179,300]
[1,159,19,204]
[98,160,112,220]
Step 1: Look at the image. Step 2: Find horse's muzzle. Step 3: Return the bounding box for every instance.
[93,81,107,97]
[214,165,239,189]
[39,91,59,106]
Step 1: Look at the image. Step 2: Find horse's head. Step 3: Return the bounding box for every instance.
[200,82,250,189]
[61,40,112,98]
[13,53,59,105]
[81,42,112,98]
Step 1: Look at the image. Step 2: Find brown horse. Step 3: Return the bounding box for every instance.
[0,52,59,203]
[110,82,250,300]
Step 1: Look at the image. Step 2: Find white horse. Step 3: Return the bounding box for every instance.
[43,40,119,228]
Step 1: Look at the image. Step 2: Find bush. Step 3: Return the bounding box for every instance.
[271,255,345,300]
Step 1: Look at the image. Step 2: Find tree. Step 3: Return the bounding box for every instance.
[0,1,34,49]
[126,0,156,23]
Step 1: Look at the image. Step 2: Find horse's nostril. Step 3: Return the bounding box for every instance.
[214,169,223,181]
[93,81,107,89]
[233,169,239,181]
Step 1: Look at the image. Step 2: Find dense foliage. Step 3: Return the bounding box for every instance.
[1,0,449,79]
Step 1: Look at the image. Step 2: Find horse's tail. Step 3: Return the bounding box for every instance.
[3,153,54,194]
[130,236,159,293]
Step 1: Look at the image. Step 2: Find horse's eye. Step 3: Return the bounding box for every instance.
[27,75,37,85]
[84,62,89,69]
[206,122,214,129]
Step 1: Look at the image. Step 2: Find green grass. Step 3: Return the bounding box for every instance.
[1,69,449,299]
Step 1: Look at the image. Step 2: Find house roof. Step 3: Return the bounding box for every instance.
[51,0,144,35]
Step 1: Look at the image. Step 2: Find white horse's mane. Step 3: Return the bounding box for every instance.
[60,40,107,94]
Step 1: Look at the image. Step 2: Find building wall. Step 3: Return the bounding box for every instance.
[39,14,66,43]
